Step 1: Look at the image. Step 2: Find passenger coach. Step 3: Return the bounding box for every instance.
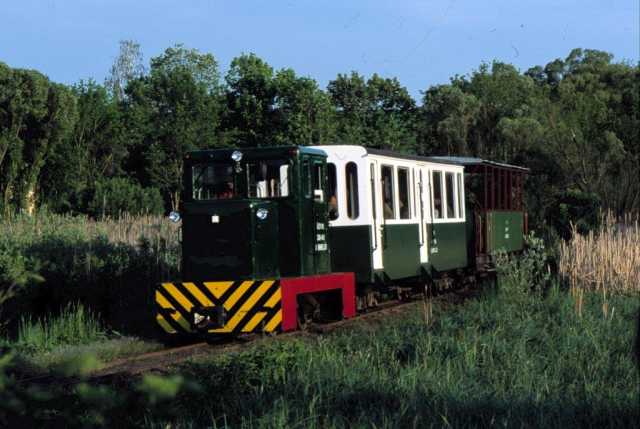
[154,145,528,336]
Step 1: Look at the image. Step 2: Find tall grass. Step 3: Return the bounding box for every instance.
[559,213,639,294]
[0,212,181,337]
[0,212,180,254]
[16,303,105,353]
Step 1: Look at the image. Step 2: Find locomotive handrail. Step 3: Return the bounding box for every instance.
[418,179,425,246]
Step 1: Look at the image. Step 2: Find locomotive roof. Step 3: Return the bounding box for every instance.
[186,146,325,161]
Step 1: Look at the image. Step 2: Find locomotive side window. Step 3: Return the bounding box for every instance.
[246,160,290,198]
[432,171,443,219]
[302,160,311,197]
[327,163,338,220]
[381,165,395,219]
[398,167,410,219]
[313,162,324,201]
[192,164,237,200]
[346,162,359,219]
[445,172,456,218]
[312,163,322,191]
[457,172,464,219]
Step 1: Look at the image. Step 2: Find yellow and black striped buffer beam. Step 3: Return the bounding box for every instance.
[155,280,282,335]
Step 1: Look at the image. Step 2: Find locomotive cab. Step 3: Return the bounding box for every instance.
[154,146,356,337]
[181,146,331,280]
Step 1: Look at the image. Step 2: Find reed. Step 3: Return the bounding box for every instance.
[559,212,640,295]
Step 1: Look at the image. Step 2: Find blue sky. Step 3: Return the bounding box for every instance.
[1,0,638,100]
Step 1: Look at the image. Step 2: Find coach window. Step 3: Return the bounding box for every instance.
[432,171,443,219]
[457,172,464,219]
[398,167,410,219]
[412,169,417,218]
[327,163,338,220]
[445,172,456,218]
[370,164,377,220]
[346,162,359,219]
[381,165,395,219]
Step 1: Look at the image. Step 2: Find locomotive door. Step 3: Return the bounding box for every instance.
[301,155,330,275]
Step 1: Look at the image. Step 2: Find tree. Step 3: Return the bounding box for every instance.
[272,68,335,146]
[150,44,220,95]
[327,72,368,145]
[105,40,145,102]
[223,53,277,147]
[418,85,479,156]
[0,64,77,214]
[328,72,416,149]
[39,80,125,212]
[124,46,222,210]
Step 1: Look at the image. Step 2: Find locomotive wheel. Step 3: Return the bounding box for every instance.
[297,294,321,330]
[357,288,379,311]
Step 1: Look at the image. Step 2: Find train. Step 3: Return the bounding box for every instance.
[154,145,529,336]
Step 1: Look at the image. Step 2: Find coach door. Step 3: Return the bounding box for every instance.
[417,167,430,264]
[370,160,384,271]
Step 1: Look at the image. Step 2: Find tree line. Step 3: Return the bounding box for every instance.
[1,42,638,234]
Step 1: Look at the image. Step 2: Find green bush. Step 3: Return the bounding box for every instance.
[85,177,164,218]
[548,189,601,240]
[495,232,552,296]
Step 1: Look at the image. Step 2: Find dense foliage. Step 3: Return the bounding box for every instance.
[1,44,637,225]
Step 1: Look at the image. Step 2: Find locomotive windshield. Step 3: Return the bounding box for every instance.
[191,159,290,200]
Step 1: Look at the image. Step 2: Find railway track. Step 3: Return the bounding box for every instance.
[88,286,479,381]
[89,298,413,381]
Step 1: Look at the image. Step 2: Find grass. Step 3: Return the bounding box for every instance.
[9,302,162,369]
[16,303,105,353]
[142,281,639,428]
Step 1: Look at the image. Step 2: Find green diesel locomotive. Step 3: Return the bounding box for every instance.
[155,145,528,336]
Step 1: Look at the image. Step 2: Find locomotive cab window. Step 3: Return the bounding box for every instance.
[345,162,359,219]
[398,167,410,219]
[381,165,395,219]
[432,171,443,219]
[312,162,324,201]
[192,164,238,200]
[246,159,290,198]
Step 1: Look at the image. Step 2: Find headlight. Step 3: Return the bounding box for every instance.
[256,208,268,220]
[168,211,181,223]
[231,150,243,162]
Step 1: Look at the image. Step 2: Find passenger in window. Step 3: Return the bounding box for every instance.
[384,201,394,219]
[217,181,234,199]
[329,195,339,220]
[433,198,441,218]
[399,199,408,218]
